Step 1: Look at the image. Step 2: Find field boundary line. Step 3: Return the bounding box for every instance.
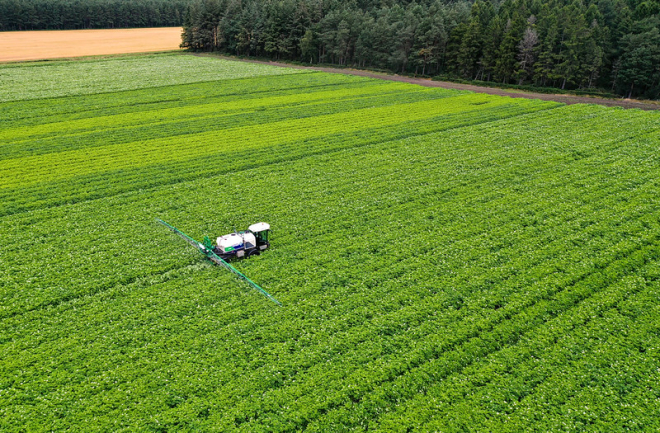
[194,54,660,111]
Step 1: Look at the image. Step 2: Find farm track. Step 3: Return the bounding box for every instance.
[200,54,660,111]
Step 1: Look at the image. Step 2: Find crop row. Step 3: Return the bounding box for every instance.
[189,136,660,429]
[0,81,430,143]
[0,85,457,160]
[0,103,648,302]
[0,97,561,317]
[0,72,368,127]
[2,112,659,430]
[0,96,556,216]
[0,104,631,313]
[2,107,656,338]
[372,266,660,432]
[2,61,660,431]
[1,103,654,318]
[0,53,310,103]
[4,94,494,187]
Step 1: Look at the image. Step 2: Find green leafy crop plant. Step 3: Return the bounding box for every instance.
[0,54,310,103]
[0,83,453,159]
[0,81,422,142]
[1,54,659,432]
[1,93,542,189]
[0,97,557,216]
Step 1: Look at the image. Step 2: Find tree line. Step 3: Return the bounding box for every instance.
[0,0,187,30]
[1,0,657,98]
[181,0,660,99]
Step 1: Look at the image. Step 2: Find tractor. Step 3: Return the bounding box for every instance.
[203,222,271,261]
[157,219,280,305]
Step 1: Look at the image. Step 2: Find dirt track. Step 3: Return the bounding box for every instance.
[0,28,182,62]
[323,69,659,111]
[202,54,660,111]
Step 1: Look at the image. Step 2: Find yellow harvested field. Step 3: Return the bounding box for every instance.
[0,27,183,62]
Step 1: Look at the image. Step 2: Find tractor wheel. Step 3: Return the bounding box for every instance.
[248,249,260,257]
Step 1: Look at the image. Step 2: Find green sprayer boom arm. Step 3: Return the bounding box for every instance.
[156,218,282,306]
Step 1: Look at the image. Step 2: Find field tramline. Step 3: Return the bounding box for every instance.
[0,54,659,432]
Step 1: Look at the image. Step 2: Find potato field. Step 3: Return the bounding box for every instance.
[1,53,659,432]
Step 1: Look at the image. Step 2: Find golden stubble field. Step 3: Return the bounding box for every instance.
[0,27,182,62]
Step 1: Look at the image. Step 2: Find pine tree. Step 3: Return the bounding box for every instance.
[617,26,660,98]
[456,18,484,79]
[481,15,504,82]
[495,14,526,83]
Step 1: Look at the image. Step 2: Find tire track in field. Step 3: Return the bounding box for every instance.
[0,87,445,159]
[0,134,618,325]
[0,261,193,322]
[0,81,413,143]
[1,112,656,428]
[0,104,648,318]
[3,176,648,428]
[0,103,648,318]
[0,104,636,318]
[279,233,660,431]
[308,148,660,426]
[237,186,660,426]
[0,103,561,322]
[0,73,364,124]
[0,103,648,324]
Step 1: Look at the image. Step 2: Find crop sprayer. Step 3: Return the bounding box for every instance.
[156,219,281,306]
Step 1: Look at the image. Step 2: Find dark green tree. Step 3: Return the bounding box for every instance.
[616,25,660,98]
[496,14,526,83]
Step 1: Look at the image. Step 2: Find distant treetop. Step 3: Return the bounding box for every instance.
[0,0,188,31]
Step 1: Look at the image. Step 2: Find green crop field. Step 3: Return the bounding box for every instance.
[1,53,659,432]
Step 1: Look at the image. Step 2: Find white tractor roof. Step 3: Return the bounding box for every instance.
[249,222,270,232]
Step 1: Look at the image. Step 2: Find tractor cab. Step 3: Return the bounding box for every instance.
[248,222,271,250]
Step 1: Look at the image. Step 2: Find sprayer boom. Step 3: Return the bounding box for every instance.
[156,218,281,306]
